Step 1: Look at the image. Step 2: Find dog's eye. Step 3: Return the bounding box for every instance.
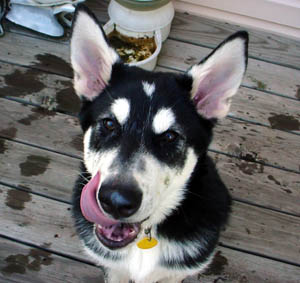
[161,131,178,144]
[103,118,116,131]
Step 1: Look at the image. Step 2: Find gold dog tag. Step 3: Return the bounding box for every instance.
[137,237,158,249]
[137,227,158,249]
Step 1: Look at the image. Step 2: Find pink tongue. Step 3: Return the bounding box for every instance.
[80,172,118,226]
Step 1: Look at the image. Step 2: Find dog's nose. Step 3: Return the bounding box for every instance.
[98,183,142,219]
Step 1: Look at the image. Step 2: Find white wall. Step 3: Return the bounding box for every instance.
[174,0,300,39]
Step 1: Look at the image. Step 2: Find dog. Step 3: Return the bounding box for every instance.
[70,5,248,283]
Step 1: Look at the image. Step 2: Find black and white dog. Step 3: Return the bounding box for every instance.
[71,5,248,283]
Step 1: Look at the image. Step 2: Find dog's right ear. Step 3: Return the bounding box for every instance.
[70,5,119,101]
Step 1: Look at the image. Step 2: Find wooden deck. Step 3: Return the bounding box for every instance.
[1,1,300,282]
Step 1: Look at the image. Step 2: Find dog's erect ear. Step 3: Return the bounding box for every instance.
[70,5,119,100]
[187,31,248,120]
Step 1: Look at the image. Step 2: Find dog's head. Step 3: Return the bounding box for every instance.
[71,5,248,250]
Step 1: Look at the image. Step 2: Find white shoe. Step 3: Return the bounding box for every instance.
[6,0,84,37]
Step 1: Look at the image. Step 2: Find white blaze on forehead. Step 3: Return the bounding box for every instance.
[152,108,175,134]
[142,81,155,97]
[111,98,130,125]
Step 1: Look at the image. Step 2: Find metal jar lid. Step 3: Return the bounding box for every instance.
[114,0,171,11]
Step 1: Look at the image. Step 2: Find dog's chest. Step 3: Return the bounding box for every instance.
[126,244,160,281]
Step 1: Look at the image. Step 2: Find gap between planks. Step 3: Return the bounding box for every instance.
[156,64,300,102]
[0,235,105,283]
[2,235,300,283]
[1,62,300,151]
[2,128,300,177]
[1,131,300,217]
[1,95,299,174]
[1,184,300,273]
[85,0,300,70]
[1,22,300,101]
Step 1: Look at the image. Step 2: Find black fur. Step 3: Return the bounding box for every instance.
[78,63,214,168]
[71,4,247,280]
[72,62,231,266]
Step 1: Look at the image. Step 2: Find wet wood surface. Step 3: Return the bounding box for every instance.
[0,238,105,283]
[1,100,300,216]
[0,1,300,282]
[1,66,300,173]
[1,29,300,101]
[1,185,300,271]
[86,0,300,70]
[1,62,300,134]
[159,39,300,100]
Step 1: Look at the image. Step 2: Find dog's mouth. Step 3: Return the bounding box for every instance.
[80,172,141,249]
[95,222,140,249]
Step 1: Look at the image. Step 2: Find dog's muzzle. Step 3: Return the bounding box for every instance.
[80,172,143,249]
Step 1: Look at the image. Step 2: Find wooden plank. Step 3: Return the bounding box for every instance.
[224,203,300,265]
[213,154,300,217]
[0,238,104,283]
[2,20,70,44]
[0,32,71,77]
[1,238,299,283]
[0,98,82,154]
[0,99,80,152]
[159,61,300,129]
[229,87,300,133]
[169,10,300,70]
[2,62,300,135]
[86,0,300,70]
[0,138,79,202]
[0,184,83,259]
[2,22,300,100]
[0,62,80,114]
[158,39,300,100]
[1,64,300,172]
[86,0,300,95]
[213,118,300,173]
[1,133,300,216]
[0,185,299,266]
[186,246,300,283]
[84,0,300,69]
[1,102,300,216]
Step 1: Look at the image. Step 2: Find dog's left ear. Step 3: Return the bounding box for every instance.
[70,5,119,100]
[187,31,248,120]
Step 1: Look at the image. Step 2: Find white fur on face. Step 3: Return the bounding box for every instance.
[111,98,130,125]
[83,127,118,181]
[152,108,176,134]
[82,131,214,282]
[132,148,198,226]
[83,124,197,229]
[142,81,156,98]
